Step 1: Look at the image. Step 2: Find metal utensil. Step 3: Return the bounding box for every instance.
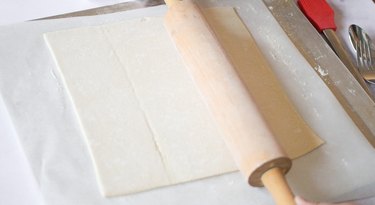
[263,0,375,148]
[349,24,375,84]
[297,0,374,99]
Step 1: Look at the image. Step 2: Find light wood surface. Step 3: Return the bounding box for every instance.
[164,0,294,204]
[262,168,296,205]
[164,0,178,7]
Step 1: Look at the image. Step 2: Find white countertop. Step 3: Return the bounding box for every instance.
[0,0,374,204]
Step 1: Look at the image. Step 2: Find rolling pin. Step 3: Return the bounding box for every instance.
[163,0,295,204]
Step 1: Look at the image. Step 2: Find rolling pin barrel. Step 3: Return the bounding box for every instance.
[164,0,295,204]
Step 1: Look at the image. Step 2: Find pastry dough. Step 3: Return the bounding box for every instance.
[44,7,323,197]
[202,8,323,158]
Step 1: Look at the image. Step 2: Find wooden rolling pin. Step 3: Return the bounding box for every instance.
[164,0,295,204]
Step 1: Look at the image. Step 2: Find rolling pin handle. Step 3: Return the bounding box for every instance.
[261,167,296,205]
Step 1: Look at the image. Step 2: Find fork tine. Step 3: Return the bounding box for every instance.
[355,38,360,67]
[360,36,375,83]
[361,37,371,70]
[368,38,375,67]
[358,38,366,70]
[364,37,372,69]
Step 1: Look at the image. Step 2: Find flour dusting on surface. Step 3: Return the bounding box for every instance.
[348,88,356,95]
[314,65,328,76]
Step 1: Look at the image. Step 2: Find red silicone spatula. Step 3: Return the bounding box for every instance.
[298,0,374,100]
[298,0,336,32]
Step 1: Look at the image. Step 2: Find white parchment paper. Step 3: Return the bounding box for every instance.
[0,0,375,204]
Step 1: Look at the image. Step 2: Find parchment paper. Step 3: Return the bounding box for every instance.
[0,0,375,204]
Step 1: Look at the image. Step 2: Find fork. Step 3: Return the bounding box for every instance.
[349,25,375,84]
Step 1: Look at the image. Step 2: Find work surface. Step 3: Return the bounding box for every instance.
[1,0,375,204]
